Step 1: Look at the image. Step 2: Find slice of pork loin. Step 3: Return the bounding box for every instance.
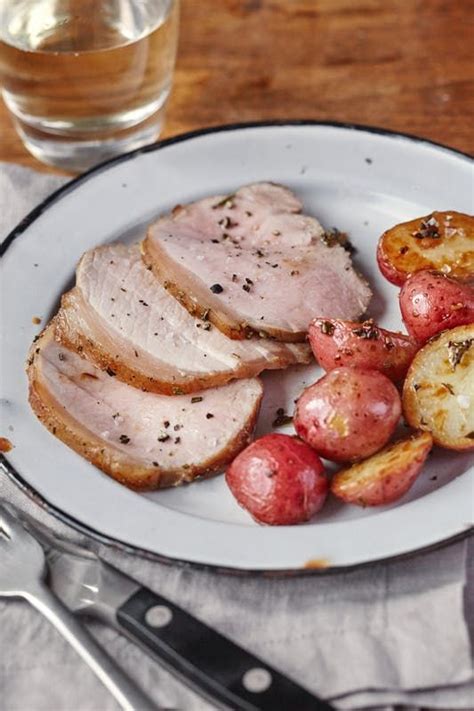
[142,182,372,342]
[28,323,263,490]
[55,244,310,395]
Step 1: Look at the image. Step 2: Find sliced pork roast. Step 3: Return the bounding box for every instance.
[142,183,372,342]
[28,324,263,490]
[55,244,310,395]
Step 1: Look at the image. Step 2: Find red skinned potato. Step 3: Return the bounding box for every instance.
[294,367,401,462]
[399,270,474,343]
[308,318,418,381]
[225,433,328,525]
[331,431,433,506]
[377,211,474,286]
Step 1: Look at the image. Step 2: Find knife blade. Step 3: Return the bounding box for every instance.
[24,519,333,711]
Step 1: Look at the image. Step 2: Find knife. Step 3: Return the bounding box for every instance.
[25,519,333,711]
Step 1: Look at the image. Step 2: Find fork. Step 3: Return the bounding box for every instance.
[0,504,160,711]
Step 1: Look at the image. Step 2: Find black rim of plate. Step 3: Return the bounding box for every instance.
[1,120,473,576]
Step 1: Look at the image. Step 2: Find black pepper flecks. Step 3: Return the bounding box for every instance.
[321,228,356,254]
[412,216,441,239]
[191,396,203,403]
[272,408,293,427]
[210,283,224,294]
[352,320,380,340]
[119,435,130,444]
[319,321,335,336]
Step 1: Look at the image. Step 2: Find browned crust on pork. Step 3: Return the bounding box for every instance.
[141,235,307,342]
[55,291,310,395]
[27,324,263,490]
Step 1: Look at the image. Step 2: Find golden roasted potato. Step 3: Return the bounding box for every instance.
[403,324,474,450]
[377,211,474,285]
[331,431,433,506]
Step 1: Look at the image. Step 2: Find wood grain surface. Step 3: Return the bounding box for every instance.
[0,0,472,174]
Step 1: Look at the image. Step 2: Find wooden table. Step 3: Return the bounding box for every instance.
[1,0,472,173]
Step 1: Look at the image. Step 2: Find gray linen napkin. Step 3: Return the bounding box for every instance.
[1,162,473,711]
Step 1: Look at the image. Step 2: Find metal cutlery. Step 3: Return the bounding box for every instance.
[21,512,334,711]
[0,503,160,711]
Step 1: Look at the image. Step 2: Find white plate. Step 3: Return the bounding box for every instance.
[1,122,473,572]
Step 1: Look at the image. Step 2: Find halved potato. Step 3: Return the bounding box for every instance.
[331,431,433,506]
[377,211,474,285]
[403,324,474,450]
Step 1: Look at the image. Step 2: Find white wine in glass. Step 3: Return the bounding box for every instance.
[0,0,179,171]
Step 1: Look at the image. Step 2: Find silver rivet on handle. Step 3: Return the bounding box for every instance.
[145,605,173,628]
[242,667,272,693]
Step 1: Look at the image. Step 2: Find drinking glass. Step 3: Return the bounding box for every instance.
[0,0,179,171]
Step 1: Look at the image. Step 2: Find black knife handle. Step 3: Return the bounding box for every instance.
[117,587,332,711]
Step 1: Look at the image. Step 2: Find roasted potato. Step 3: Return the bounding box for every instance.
[331,431,433,506]
[226,434,328,525]
[377,211,474,286]
[399,270,474,343]
[308,318,418,381]
[403,324,474,450]
[294,367,401,462]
